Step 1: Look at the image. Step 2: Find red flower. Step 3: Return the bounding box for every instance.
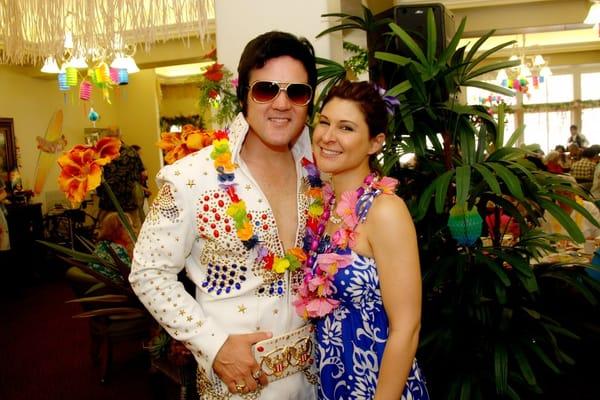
[262,253,274,270]
[306,217,319,232]
[208,89,219,99]
[203,63,224,82]
[214,130,229,140]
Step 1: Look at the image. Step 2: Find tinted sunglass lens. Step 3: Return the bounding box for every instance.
[252,81,279,102]
[287,84,312,105]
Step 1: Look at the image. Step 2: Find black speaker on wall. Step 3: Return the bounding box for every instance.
[367,3,455,90]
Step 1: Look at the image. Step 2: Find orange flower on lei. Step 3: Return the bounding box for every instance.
[156,124,215,165]
[57,136,121,206]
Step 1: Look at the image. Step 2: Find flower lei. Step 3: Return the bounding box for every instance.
[294,173,398,319]
[210,131,324,274]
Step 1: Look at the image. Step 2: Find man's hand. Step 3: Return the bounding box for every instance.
[213,331,272,394]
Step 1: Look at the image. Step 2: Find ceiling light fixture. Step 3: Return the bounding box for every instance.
[584,1,600,24]
[496,35,552,94]
[0,0,215,67]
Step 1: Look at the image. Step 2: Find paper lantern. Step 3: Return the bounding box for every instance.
[66,67,78,86]
[117,68,128,85]
[79,80,92,100]
[447,204,483,246]
[100,63,111,83]
[109,67,119,84]
[58,73,69,91]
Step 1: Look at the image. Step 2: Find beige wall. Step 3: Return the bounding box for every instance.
[160,84,201,118]
[0,66,162,212]
[0,66,117,211]
[158,83,217,130]
[452,0,590,34]
[215,0,345,73]
[113,70,161,203]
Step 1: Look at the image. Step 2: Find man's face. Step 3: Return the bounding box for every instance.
[245,56,310,151]
[571,127,578,136]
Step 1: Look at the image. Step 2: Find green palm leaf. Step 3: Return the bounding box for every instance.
[486,162,525,200]
[388,22,428,65]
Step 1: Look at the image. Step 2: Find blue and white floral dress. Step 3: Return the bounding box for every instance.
[314,189,429,400]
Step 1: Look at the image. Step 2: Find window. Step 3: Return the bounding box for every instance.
[465,82,516,107]
[523,111,570,152]
[581,72,600,101]
[465,84,516,146]
[464,68,600,153]
[524,74,573,104]
[582,108,600,145]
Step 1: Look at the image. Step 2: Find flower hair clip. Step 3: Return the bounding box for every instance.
[373,83,400,115]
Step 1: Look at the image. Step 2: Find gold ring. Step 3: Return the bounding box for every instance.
[252,370,261,380]
[235,383,246,392]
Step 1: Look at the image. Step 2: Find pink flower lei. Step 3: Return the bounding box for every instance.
[294,173,398,319]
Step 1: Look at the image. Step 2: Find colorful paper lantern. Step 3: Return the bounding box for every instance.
[447,203,483,246]
[79,80,92,100]
[99,63,111,83]
[93,67,102,84]
[109,67,119,84]
[66,67,78,86]
[58,73,69,91]
[117,68,128,85]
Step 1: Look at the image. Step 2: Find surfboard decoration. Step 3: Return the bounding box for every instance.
[33,110,64,194]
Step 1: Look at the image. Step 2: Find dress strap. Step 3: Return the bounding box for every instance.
[355,175,398,224]
[355,190,380,223]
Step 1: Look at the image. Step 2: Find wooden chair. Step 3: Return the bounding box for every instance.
[65,265,150,383]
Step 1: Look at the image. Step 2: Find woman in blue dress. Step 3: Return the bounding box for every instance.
[296,80,429,399]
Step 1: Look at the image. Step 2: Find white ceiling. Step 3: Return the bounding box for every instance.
[395,0,560,9]
[403,0,600,58]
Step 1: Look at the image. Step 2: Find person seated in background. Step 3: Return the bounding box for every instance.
[570,146,600,190]
[88,212,133,284]
[0,179,10,252]
[567,143,581,165]
[554,145,571,172]
[589,157,600,206]
[95,129,145,233]
[485,207,521,243]
[544,151,565,174]
[540,176,600,241]
[567,124,588,148]
[522,144,547,171]
[131,144,151,223]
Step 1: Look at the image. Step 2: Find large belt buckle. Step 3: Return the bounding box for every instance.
[252,324,315,383]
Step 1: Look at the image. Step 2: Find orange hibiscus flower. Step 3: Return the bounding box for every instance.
[57,137,121,206]
[156,127,216,165]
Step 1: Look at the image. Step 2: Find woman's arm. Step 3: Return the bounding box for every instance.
[367,194,422,400]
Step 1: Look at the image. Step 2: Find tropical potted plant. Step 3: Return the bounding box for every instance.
[317,6,600,399]
[39,132,219,382]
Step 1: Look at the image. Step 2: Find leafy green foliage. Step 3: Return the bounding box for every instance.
[343,41,368,77]
[197,64,240,126]
[318,7,599,399]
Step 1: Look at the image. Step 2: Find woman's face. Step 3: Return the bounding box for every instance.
[312,97,383,175]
